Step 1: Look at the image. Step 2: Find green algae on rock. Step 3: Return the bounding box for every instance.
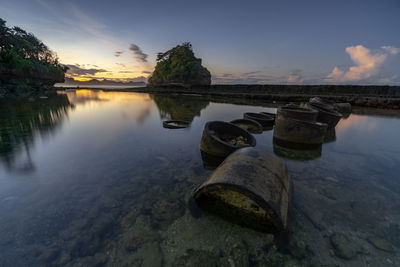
[273,138,322,160]
[194,147,291,233]
[274,116,328,145]
[277,106,318,122]
[148,42,211,87]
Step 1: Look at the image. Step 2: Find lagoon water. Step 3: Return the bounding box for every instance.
[0,89,399,266]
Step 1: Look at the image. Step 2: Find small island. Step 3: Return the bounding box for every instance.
[0,19,66,97]
[148,42,211,87]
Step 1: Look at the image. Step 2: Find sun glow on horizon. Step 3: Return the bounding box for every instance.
[64,63,151,82]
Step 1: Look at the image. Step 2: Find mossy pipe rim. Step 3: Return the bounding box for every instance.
[243,112,275,126]
[260,112,276,119]
[274,116,328,145]
[309,97,335,110]
[194,182,285,232]
[273,143,322,160]
[273,137,322,160]
[308,102,342,128]
[273,136,323,150]
[163,120,191,129]
[230,118,263,134]
[277,106,318,122]
[334,103,352,114]
[203,121,256,149]
[200,121,256,157]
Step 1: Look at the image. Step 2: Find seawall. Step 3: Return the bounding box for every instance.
[107,84,400,109]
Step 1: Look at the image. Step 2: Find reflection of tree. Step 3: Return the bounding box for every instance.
[151,94,210,122]
[0,94,74,172]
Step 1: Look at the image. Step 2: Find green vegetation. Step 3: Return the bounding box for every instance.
[148,42,211,87]
[0,18,66,96]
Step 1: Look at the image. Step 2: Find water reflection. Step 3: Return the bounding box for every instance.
[0,94,74,173]
[151,94,210,122]
[0,90,399,266]
[273,138,322,160]
[59,89,108,105]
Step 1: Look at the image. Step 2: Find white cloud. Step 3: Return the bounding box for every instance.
[327,45,387,82]
[326,67,344,80]
[381,46,400,55]
[288,73,303,83]
[287,70,303,83]
[326,45,400,83]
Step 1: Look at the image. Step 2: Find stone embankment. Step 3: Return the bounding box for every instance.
[118,84,400,109]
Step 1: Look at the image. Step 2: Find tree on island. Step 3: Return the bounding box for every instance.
[0,18,67,95]
[148,42,211,87]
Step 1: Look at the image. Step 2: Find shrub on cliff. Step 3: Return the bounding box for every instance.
[0,18,66,87]
[148,42,211,86]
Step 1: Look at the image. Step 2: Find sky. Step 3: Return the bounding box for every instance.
[1,0,399,85]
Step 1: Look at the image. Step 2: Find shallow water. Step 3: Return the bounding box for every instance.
[0,89,399,266]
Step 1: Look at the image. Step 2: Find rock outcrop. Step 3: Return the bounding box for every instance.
[148,42,211,87]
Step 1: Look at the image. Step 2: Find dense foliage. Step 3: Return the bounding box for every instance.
[148,42,211,86]
[0,18,66,88]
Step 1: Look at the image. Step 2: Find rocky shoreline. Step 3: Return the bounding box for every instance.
[85,84,400,110]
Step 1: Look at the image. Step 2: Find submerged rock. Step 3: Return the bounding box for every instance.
[128,241,163,267]
[37,247,60,263]
[367,236,395,253]
[77,253,108,267]
[172,249,221,267]
[226,242,250,267]
[151,199,185,226]
[330,233,359,260]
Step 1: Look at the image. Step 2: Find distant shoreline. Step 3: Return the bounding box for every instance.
[58,84,400,109]
[55,85,144,90]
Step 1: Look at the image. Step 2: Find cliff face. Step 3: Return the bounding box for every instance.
[148,42,211,87]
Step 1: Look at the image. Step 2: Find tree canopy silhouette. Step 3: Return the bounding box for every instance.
[0,18,66,94]
[148,42,211,86]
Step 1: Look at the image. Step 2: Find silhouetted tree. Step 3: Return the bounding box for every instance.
[0,18,66,89]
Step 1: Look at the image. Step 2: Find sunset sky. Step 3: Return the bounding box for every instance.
[1,0,399,84]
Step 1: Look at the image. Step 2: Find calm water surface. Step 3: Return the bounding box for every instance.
[0,90,399,266]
